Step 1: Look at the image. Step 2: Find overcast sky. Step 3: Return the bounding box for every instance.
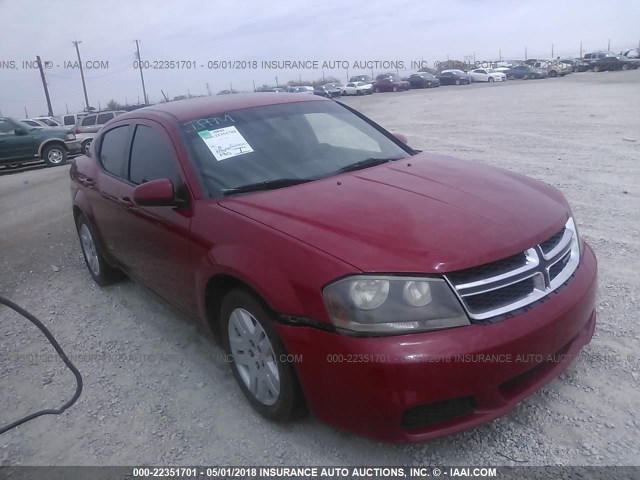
[1,0,638,117]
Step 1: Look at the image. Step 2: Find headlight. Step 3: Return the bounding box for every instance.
[64,133,76,141]
[323,275,469,335]
[566,215,580,257]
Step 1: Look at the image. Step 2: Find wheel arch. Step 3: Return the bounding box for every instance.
[38,139,67,158]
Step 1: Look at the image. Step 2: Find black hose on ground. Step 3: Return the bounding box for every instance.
[0,296,83,434]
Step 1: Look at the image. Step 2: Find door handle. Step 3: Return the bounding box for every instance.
[118,196,134,208]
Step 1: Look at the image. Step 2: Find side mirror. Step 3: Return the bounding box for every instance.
[133,178,179,207]
[393,133,409,145]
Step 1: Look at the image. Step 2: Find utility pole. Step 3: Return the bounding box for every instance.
[252,80,256,92]
[24,106,28,118]
[65,103,69,114]
[580,42,583,58]
[551,43,554,58]
[36,56,54,116]
[134,40,148,104]
[525,46,528,60]
[499,49,502,61]
[206,82,212,95]
[607,38,611,51]
[161,90,169,102]
[275,76,279,87]
[72,41,90,111]
[298,73,302,84]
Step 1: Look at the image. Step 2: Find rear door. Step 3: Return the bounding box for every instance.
[117,119,197,314]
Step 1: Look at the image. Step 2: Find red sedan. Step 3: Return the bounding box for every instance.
[70,93,596,442]
[374,74,411,92]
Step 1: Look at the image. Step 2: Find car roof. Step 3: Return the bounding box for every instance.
[116,93,328,122]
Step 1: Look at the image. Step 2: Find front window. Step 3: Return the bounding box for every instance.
[181,101,410,197]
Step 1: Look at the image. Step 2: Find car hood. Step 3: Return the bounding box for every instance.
[33,127,71,136]
[219,153,570,274]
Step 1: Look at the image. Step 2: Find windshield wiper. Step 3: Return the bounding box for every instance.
[335,156,402,174]
[222,178,312,196]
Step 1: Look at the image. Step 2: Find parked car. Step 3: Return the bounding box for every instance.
[526,59,571,77]
[33,116,62,127]
[349,74,374,83]
[507,65,547,79]
[261,87,287,93]
[373,75,410,92]
[620,48,639,59]
[468,68,506,82]
[407,72,440,88]
[341,81,373,95]
[20,119,49,127]
[437,70,472,85]
[70,93,597,442]
[288,86,315,95]
[588,53,638,72]
[0,117,80,167]
[59,112,88,128]
[314,83,342,98]
[560,59,589,72]
[73,110,127,153]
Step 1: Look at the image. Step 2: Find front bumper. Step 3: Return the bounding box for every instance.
[65,140,82,155]
[276,242,597,442]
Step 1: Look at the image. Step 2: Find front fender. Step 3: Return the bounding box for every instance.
[194,244,304,321]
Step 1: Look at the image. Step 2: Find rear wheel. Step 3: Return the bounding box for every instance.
[593,65,601,72]
[221,289,304,421]
[455,79,461,85]
[392,85,398,92]
[75,213,123,286]
[549,70,557,77]
[622,64,629,71]
[42,144,67,167]
[488,77,494,83]
[81,139,92,155]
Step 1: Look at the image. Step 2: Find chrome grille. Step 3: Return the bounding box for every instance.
[445,218,580,321]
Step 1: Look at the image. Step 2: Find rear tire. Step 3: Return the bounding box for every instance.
[392,85,398,92]
[42,144,67,167]
[593,65,601,72]
[75,213,124,286]
[488,77,494,83]
[622,64,629,71]
[221,289,305,422]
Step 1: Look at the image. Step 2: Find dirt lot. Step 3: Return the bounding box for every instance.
[1,71,639,466]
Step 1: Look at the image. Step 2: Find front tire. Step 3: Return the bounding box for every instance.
[488,76,494,83]
[75,213,123,286]
[593,65,601,72]
[81,139,92,155]
[42,144,67,167]
[221,289,304,421]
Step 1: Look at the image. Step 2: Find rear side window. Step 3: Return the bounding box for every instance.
[81,116,96,126]
[63,115,75,125]
[129,125,180,185]
[99,126,130,177]
[97,113,114,124]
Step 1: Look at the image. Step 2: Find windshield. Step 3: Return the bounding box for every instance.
[181,100,410,197]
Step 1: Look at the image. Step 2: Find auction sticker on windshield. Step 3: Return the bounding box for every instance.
[197,126,254,160]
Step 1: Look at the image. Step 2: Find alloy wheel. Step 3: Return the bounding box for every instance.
[228,308,280,406]
[79,223,100,276]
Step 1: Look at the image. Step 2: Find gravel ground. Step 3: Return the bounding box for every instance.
[1,71,639,466]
